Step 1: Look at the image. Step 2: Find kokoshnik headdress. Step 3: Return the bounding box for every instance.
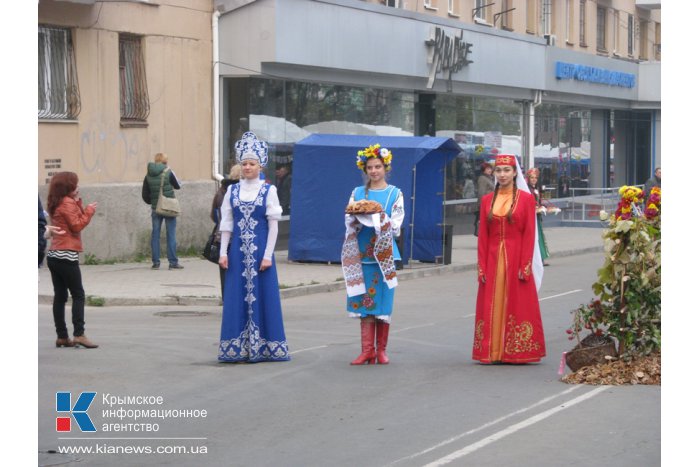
[356,144,393,172]
[234,131,269,168]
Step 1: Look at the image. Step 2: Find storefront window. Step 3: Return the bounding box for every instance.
[224,77,415,215]
[534,104,592,197]
[434,95,522,201]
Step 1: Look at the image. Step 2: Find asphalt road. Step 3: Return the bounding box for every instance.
[38,252,660,467]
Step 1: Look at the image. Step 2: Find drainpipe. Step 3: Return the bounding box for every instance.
[212,10,224,182]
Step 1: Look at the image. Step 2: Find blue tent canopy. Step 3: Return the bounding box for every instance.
[288,134,461,263]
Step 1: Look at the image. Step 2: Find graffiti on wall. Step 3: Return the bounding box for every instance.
[80,119,151,181]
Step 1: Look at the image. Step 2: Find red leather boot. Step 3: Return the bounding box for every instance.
[376,320,390,364]
[350,319,376,365]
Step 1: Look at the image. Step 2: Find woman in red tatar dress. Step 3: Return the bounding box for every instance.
[472,155,546,364]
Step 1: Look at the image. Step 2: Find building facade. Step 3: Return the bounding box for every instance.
[37,0,661,258]
[216,0,660,205]
[38,0,215,260]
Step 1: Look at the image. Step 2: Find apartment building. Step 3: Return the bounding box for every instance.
[38,0,216,259]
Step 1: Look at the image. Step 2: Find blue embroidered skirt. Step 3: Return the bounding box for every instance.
[346,263,395,321]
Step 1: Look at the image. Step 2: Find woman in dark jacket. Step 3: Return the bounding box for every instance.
[142,152,182,270]
[211,164,241,300]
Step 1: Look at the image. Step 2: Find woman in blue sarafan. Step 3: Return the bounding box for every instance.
[217,132,290,363]
[344,144,404,365]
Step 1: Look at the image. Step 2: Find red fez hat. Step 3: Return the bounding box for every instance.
[526,167,540,177]
[495,154,516,167]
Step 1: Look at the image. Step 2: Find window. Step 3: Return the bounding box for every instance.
[654,22,661,60]
[385,0,402,7]
[612,9,619,53]
[596,6,606,51]
[119,34,150,123]
[627,13,634,56]
[579,0,587,45]
[540,0,552,35]
[499,0,513,29]
[475,0,488,21]
[38,25,80,119]
[526,0,537,33]
[448,0,460,16]
[566,0,574,43]
[423,0,435,10]
[639,20,648,60]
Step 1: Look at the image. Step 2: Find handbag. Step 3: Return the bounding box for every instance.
[155,168,181,217]
[203,225,221,264]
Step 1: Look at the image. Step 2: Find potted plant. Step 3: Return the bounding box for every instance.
[565,186,661,372]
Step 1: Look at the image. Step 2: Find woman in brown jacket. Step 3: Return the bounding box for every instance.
[46,172,99,348]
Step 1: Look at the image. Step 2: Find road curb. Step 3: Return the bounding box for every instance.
[38,246,602,307]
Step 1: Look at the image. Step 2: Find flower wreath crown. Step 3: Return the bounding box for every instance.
[356,144,393,172]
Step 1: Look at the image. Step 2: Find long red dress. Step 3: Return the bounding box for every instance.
[472,187,546,363]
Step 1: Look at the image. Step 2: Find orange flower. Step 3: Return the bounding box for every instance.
[351,302,359,310]
[368,287,376,295]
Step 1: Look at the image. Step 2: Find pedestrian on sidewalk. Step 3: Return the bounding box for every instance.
[46,172,99,349]
[342,143,404,365]
[217,132,290,362]
[527,168,550,266]
[210,164,241,301]
[142,152,183,270]
[474,161,495,237]
[472,155,545,364]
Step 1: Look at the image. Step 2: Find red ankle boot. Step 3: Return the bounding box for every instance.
[376,320,390,364]
[350,320,376,365]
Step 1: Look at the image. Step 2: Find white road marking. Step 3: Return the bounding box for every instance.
[539,289,583,301]
[387,386,583,466]
[289,345,328,355]
[394,323,437,333]
[423,386,610,466]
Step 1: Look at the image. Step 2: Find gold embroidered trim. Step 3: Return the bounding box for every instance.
[473,320,484,351]
[504,315,540,354]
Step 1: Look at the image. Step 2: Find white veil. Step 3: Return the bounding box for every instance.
[513,156,544,291]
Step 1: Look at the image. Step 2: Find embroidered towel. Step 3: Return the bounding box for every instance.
[341,212,397,297]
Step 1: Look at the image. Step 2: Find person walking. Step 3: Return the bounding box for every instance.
[474,162,495,237]
[527,168,550,266]
[472,155,545,364]
[342,143,404,365]
[142,153,182,270]
[46,172,99,349]
[210,164,241,301]
[217,132,290,363]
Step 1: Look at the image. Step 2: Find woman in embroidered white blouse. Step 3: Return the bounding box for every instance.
[216,132,290,363]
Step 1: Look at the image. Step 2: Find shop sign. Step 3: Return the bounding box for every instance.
[555,61,635,88]
[425,26,473,90]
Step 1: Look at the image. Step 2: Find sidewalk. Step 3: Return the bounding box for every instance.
[38,226,605,307]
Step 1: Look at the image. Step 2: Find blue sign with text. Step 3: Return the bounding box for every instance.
[555,61,635,88]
